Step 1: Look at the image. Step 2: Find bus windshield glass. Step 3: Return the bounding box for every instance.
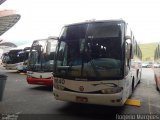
[55,22,123,80]
[28,39,57,72]
[6,50,23,64]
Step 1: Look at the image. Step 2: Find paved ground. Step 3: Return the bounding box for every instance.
[0,67,160,120]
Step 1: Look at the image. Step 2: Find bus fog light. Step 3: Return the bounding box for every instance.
[101,87,123,94]
[27,71,33,74]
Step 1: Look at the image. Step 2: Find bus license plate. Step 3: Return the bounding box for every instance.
[76,96,88,103]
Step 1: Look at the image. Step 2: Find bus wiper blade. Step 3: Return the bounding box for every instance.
[89,59,100,78]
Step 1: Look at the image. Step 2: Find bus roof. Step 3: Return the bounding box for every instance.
[64,19,126,27]
[33,38,58,43]
[10,43,32,51]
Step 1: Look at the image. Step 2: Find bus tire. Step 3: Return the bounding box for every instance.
[156,85,160,91]
[156,81,160,91]
[154,74,160,91]
[129,78,134,98]
[138,72,141,84]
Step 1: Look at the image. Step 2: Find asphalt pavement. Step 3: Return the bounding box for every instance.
[0,67,160,120]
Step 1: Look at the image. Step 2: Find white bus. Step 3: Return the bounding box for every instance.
[53,20,142,106]
[5,48,23,70]
[27,38,57,86]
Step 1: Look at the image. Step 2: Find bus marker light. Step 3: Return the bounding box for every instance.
[125,99,141,107]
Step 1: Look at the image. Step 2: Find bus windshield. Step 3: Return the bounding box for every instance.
[28,39,57,72]
[55,22,123,80]
[6,50,23,64]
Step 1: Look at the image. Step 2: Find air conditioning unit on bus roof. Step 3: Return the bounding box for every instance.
[85,19,96,22]
[48,36,59,40]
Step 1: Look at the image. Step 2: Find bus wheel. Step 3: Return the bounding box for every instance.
[129,79,134,98]
[156,82,160,91]
[138,72,141,84]
[156,85,160,91]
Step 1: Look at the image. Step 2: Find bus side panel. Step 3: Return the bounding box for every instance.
[154,68,160,90]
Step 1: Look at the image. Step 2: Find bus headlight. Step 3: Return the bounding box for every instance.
[54,84,65,90]
[27,71,33,74]
[101,87,123,94]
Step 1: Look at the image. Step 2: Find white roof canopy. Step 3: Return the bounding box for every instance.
[0,0,6,5]
[0,10,21,36]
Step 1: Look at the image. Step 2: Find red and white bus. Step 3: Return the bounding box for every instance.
[27,38,57,86]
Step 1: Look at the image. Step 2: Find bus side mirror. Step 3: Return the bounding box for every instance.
[125,37,133,59]
[126,43,132,59]
[46,42,51,54]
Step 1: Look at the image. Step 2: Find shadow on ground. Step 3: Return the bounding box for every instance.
[56,102,125,120]
[29,86,53,92]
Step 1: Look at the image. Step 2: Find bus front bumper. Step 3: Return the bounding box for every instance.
[6,64,17,70]
[53,88,125,106]
[27,77,53,86]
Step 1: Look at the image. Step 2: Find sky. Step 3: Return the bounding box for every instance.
[0,0,160,45]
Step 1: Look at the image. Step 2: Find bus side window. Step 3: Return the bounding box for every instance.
[125,39,132,74]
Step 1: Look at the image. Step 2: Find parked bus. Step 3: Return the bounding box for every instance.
[5,48,23,70]
[27,38,57,86]
[154,44,160,91]
[53,20,142,106]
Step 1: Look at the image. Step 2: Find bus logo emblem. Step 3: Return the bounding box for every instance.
[79,86,84,92]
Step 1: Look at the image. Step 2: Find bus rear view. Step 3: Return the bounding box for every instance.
[53,20,142,106]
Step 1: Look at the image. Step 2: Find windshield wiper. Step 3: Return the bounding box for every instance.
[88,59,100,78]
[81,39,100,79]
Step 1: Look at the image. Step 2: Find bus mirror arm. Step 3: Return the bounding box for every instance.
[125,35,131,40]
